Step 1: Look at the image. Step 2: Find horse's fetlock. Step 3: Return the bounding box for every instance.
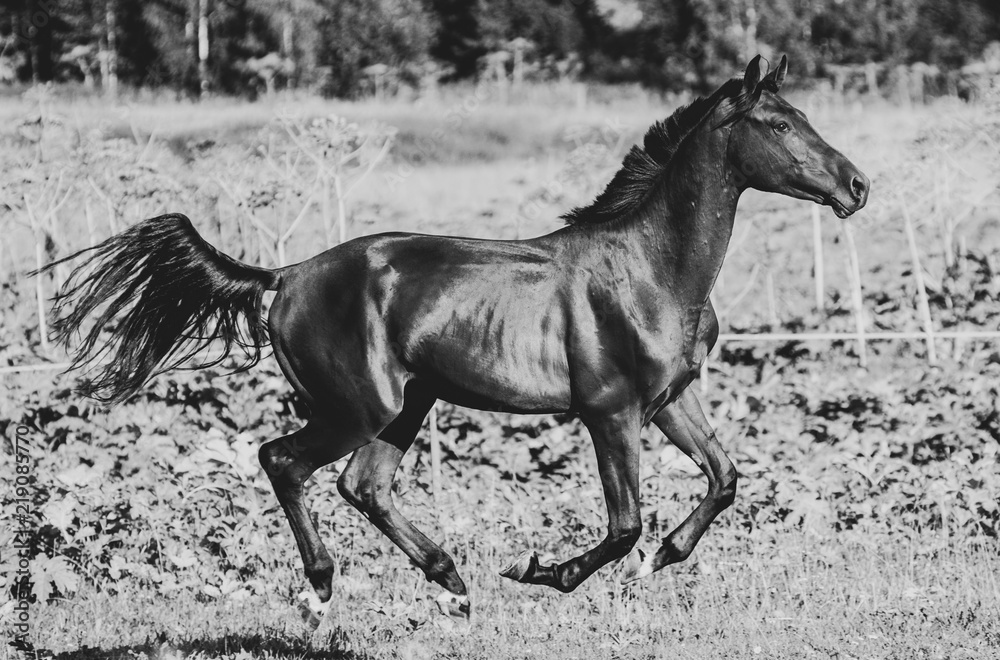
[716,467,738,507]
[609,522,642,555]
[663,536,692,563]
[553,564,579,593]
[425,555,457,582]
[305,554,335,577]
[305,559,335,601]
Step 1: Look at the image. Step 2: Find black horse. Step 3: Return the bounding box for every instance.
[40,56,868,620]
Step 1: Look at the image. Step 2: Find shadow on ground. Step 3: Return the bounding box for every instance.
[9,630,370,659]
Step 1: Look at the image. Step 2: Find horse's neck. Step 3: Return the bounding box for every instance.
[627,124,741,305]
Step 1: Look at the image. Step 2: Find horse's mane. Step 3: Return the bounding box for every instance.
[563,77,767,225]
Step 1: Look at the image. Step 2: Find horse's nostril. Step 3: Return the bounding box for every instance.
[850,175,868,201]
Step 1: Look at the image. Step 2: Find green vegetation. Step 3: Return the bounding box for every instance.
[1,87,999,658]
[4,338,1000,658]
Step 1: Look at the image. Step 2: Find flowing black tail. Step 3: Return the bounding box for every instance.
[34,213,280,404]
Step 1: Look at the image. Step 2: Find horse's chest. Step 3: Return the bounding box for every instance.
[636,304,718,417]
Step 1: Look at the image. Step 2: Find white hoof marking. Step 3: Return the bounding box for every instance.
[297,590,331,632]
[620,547,655,584]
[436,591,471,620]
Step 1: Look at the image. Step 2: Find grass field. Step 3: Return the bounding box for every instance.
[2,84,1000,659]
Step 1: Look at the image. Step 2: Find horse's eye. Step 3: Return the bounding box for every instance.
[773,121,790,134]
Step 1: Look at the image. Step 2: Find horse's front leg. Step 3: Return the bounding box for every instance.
[621,387,737,583]
[501,409,642,592]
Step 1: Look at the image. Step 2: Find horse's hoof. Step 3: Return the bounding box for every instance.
[435,591,471,621]
[297,590,331,632]
[499,550,538,583]
[619,547,653,584]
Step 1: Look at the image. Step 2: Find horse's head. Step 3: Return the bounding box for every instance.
[725,55,870,218]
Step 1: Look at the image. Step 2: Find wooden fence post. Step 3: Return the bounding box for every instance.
[901,201,938,364]
[939,160,954,270]
[84,199,97,247]
[322,175,334,248]
[25,197,49,353]
[812,205,825,311]
[334,174,347,245]
[765,269,779,327]
[840,218,867,367]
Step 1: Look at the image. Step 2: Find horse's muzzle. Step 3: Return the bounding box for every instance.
[830,164,870,218]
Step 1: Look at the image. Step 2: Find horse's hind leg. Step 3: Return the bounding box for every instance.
[621,388,737,583]
[258,419,370,603]
[337,387,471,618]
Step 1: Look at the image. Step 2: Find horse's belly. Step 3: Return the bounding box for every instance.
[400,296,572,412]
[432,363,571,413]
[412,327,571,412]
[378,239,573,412]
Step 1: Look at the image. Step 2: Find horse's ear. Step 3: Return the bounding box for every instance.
[743,55,763,94]
[764,55,788,91]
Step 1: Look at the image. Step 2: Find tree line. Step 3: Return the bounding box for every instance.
[1,0,998,98]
